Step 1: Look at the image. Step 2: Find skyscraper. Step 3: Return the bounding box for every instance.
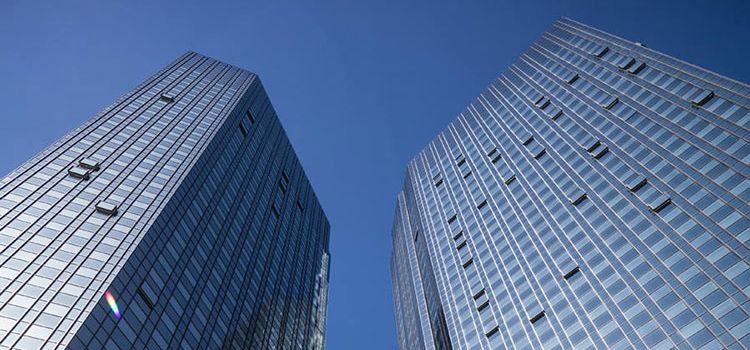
[390,18,750,350]
[0,52,330,349]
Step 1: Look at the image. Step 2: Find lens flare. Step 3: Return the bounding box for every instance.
[104,291,121,319]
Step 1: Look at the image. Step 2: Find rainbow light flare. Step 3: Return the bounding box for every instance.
[104,291,121,319]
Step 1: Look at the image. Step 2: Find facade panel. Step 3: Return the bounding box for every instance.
[0,52,330,349]
[391,18,750,349]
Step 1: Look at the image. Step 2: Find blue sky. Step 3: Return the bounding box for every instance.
[0,1,748,348]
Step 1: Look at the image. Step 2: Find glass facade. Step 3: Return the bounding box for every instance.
[391,18,750,350]
[0,52,330,349]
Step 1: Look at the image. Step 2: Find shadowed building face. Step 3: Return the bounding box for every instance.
[0,52,330,349]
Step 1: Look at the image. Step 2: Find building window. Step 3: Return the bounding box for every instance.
[448,214,457,224]
[434,173,444,187]
[534,148,546,159]
[68,166,90,180]
[691,90,714,107]
[591,46,609,58]
[569,190,587,206]
[648,194,671,213]
[525,137,545,159]
[239,122,248,136]
[535,97,551,109]
[617,57,636,70]
[546,106,563,120]
[462,257,474,268]
[487,148,502,163]
[79,158,100,171]
[246,110,256,124]
[485,326,499,338]
[517,129,532,145]
[474,289,490,312]
[527,140,546,159]
[138,284,157,309]
[599,96,619,110]
[626,176,647,192]
[456,155,466,166]
[532,94,544,105]
[96,201,118,215]
[504,174,516,185]
[491,153,502,164]
[563,266,580,280]
[453,231,464,241]
[529,310,546,324]
[582,138,599,153]
[271,204,281,218]
[522,134,534,146]
[477,199,488,210]
[279,172,289,193]
[627,62,646,75]
[159,94,175,103]
[456,239,467,250]
[589,143,609,159]
[476,299,489,312]
[562,72,579,84]
[296,200,304,212]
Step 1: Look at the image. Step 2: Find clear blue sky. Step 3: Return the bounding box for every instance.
[0,1,748,348]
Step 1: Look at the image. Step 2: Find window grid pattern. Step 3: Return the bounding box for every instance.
[0,52,330,349]
[391,18,750,350]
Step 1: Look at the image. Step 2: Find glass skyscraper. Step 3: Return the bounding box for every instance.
[0,52,330,349]
[391,18,749,350]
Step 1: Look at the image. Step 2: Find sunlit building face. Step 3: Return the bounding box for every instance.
[390,18,750,350]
